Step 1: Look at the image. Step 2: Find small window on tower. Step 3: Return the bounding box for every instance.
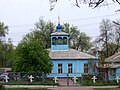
[63,37,67,45]
[52,37,57,45]
[58,37,62,45]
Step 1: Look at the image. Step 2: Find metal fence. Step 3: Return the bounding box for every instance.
[0,72,120,86]
[0,72,48,83]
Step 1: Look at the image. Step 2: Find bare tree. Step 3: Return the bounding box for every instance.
[49,0,120,11]
[95,19,120,61]
[112,19,120,53]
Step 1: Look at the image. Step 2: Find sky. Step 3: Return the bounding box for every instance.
[0,0,120,46]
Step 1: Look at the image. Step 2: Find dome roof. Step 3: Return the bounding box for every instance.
[56,23,62,30]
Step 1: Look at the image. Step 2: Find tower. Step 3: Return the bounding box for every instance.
[50,17,69,52]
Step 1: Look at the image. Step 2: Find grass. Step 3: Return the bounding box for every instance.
[0,80,58,86]
[78,80,120,86]
[93,85,120,90]
[94,88,120,90]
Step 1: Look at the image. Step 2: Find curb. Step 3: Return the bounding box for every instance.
[3,85,119,89]
[4,85,58,88]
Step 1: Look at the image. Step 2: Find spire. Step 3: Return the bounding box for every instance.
[56,16,62,32]
[58,16,60,24]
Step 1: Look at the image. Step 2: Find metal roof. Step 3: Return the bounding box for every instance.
[99,64,120,68]
[105,52,120,62]
[48,49,97,60]
[50,32,69,36]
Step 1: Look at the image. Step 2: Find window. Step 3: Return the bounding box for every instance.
[52,37,57,45]
[63,37,67,45]
[58,64,62,73]
[68,64,72,73]
[84,64,88,73]
[109,69,116,75]
[58,37,62,45]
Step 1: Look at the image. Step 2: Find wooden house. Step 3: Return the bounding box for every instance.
[48,20,99,78]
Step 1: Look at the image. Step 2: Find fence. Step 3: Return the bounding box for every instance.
[0,72,48,83]
[0,72,120,86]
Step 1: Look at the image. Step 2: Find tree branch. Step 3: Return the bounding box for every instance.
[76,0,80,8]
[116,0,120,5]
[93,0,105,8]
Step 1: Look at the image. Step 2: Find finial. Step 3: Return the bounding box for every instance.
[58,16,60,24]
[56,16,62,32]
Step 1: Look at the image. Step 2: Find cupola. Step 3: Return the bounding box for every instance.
[50,17,69,52]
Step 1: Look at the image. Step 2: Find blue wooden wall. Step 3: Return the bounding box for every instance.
[116,68,120,77]
[108,67,120,80]
[48,59,98,77]
[51,45,69,52]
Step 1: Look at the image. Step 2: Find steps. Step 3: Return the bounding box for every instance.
[58,78,79,86]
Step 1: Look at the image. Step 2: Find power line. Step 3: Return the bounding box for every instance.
[78,22,100,27]
[9,24,34,28]
[62,13,120,22]
[8,13,120,28]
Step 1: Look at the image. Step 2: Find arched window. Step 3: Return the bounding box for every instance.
[63,37,67,45]
[58,37,62,45]
[52,37,57,45]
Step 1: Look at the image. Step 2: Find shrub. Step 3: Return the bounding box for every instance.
[0,84,4,90]
[79,80,120,86]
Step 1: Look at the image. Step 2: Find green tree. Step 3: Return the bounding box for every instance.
[0,22,9,67]
[0,22,8,39]
[33,19,92,52]
[63,23,92,52]
[4,38,14,67]
[34,18,55,48]
[0,42,14,68]
[12,32,53,73]
[63,23,79,48]
[76,32,92,52]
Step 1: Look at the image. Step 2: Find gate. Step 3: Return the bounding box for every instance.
[48,73,81,86]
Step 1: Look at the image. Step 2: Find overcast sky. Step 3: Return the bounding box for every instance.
[0,0,120,46]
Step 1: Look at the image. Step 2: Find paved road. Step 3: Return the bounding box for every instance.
[48,86,118,90]
[4,85,118,90]
[4,85,92,90]
[49,86,93,90]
